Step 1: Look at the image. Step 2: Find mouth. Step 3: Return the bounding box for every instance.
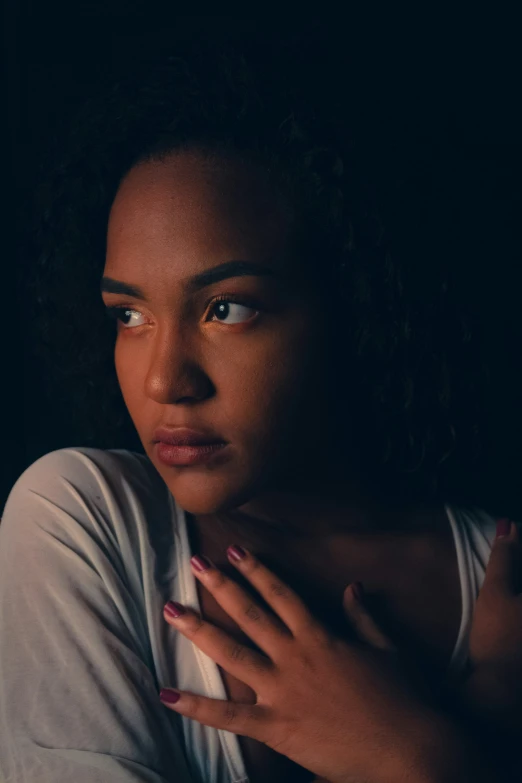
[154,441,229,467]
[152,426,229,467]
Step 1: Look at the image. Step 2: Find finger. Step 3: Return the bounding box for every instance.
[483,519,521,596]
[163,601,270,687]
[189,555,291,657]
[342,583,397,652]
[342,585,435,704]
[159,688,269,740]
[225,545,325,639]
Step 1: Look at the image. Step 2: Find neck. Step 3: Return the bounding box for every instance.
[192,469,434,553]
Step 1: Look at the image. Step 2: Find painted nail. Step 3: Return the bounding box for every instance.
[159,688,181,705]
[164,600,186,619]
[352,582,364,601]
[190,554,212,572]
[227,545,247,561]
[496,518,512,539]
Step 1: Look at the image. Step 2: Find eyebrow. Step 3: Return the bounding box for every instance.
[101,260,277,299]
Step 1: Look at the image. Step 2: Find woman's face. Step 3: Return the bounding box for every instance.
[102,150,343,514]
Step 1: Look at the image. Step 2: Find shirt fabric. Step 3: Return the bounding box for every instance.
[0,447,502,782]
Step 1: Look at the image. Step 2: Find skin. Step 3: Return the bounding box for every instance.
[103,149,399,532]
[102,149,463,781]
[159,519,522,781]
[159,545,502,783]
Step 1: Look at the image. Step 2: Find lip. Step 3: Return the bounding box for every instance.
[152,426,229,467]
[152,426,227,447]
[155,441,229,467]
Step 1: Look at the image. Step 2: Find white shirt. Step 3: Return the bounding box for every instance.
[0,447,500,782]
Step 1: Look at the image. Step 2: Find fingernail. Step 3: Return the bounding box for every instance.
[352,582,364,601]
[164,600,186,619]
[159,688,181,705]
[496,518,512,539]
[190,555,212,572]
[227,544,247,561]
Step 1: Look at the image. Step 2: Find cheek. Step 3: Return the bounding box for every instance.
[112,319,330,438]
[217,326,327,435]
[113,341,146,415]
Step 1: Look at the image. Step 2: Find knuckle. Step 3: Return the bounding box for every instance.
[307,623,333,649]
[228,642,248,663]
[269,581,290,598]
[223,701,238,726]
[186,615,205,637]
[252,656,270,674]
[207,570,227,589]
[184,694,199,717]
[241,556,262,575]
[246,706,260,724]
[244,602,262,622]
[297,641,332,673]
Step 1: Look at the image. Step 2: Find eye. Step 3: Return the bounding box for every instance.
[208,298,259,325]
[106,307,147,329]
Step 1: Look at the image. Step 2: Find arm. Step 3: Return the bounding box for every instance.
[0,450,191,783]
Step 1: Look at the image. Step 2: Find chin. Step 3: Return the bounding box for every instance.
[158,466,262,516]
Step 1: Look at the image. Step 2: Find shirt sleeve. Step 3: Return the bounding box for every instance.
[0,449,192,783]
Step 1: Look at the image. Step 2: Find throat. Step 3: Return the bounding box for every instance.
[187,506,462,783]
[186,505,462,669]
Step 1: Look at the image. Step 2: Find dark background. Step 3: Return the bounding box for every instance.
[3,6,522,515]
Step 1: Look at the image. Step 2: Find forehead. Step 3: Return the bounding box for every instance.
[105,151,296,282]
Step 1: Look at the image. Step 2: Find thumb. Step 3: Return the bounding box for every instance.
[483,519,521,596]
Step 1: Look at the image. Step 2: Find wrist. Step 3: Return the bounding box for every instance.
[382,711,498,783]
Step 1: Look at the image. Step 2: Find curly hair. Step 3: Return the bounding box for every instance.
[22,36,490,506]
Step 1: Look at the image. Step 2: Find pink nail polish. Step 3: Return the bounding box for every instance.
[496,518,512,539]
[227,545,247,561]
[159,688,181,705]
[164,601,186,619]
[190,555,212,572]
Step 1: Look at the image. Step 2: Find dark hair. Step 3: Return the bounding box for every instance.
[23,37,489,504]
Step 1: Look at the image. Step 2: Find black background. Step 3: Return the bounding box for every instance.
[3,6,522,515]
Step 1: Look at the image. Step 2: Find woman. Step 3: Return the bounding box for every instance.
[0,41,521,783]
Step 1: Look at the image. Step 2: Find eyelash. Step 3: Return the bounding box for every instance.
[105,293,263,327]
[207,293,262,319]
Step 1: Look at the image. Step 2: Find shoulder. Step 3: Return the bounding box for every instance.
[1,447,176,558]
[7,446,159,496]
[5,446,166,505]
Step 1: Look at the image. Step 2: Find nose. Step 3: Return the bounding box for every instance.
[143,327,214,405]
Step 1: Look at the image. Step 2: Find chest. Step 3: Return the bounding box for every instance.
[192,529,462,783]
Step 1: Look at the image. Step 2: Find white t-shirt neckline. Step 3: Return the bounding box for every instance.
[170,496,473,783]
[170,493,250,783]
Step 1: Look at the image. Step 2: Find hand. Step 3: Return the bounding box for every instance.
[343,521,522,781]
[455,520,522,739]
[159,546,451,783]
